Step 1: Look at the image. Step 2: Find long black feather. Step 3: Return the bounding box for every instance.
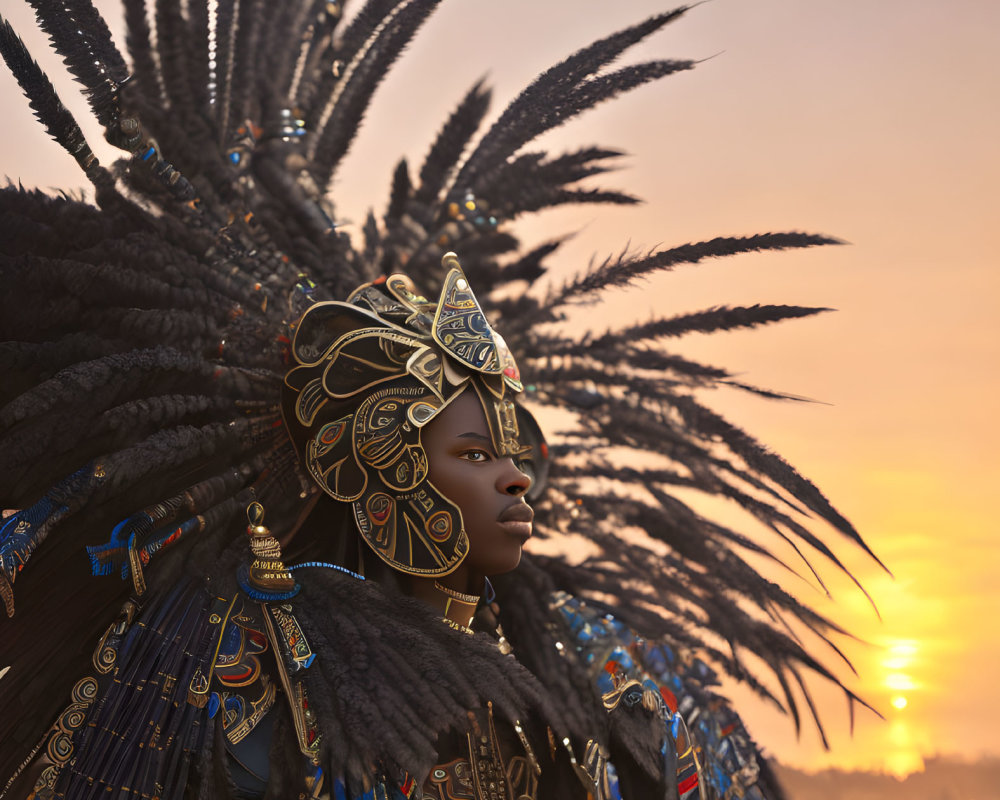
[560,59,694,125]
[453,8,690,189]
[413,79,492,210]
[553,233,844,305]
[309,0,442,188]
[153,0,194,123]
[476,149,636,219]
[670,394,888,572]
[213,0,239,140]
[226,0,267,140]
[597,304,833,345]
[0,17,100,179]
[122,0,164,112]
[386,158,411,222]
[185,0,212,112]
[333,0,408,74]
[289,0,346,110]
[25,0,128,127]
[300,0,409,133]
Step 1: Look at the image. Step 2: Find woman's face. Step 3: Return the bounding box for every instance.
[421,390,533,579]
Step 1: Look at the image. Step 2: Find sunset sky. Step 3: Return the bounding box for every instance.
[2,0,997,777]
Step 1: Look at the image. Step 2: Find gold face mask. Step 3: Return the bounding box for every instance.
[282,254,528,577]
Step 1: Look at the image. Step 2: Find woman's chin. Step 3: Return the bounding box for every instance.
[480,548,524,579]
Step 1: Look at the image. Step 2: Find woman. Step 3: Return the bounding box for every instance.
[0,1,876,797]
[265,263,714,798]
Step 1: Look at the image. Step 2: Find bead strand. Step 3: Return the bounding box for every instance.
[288,561,365,580]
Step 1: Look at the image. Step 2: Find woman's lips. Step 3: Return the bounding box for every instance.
[498,502,533,539]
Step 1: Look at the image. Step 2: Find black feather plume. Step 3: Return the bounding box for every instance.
[0,17,100,178]
[25,0,128,127]
[553,233,844,305]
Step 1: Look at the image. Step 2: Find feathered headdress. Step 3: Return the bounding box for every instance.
[0,0,881,781]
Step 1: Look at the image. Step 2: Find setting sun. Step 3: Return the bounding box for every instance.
[891,696,908,710]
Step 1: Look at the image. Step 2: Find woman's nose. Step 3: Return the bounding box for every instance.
[497,458,532,496]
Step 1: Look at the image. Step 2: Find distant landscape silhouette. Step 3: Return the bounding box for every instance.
[775,756,1000,800]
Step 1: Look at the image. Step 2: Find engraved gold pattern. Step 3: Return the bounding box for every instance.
[283,255,524,577]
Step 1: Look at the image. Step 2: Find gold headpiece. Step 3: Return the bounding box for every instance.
[282,254,527,576]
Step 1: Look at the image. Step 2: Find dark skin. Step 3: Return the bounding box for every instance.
[407,390,539,791]
[409,390,533,616]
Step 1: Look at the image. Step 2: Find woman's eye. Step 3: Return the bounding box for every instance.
[460,450,490,462]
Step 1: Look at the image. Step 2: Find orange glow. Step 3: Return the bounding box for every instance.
[885,674,916,692]
[885,750,925,777]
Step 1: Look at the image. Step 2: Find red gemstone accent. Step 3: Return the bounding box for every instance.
[162,529,182,548]
[604,660,619,675]
[659,686,678,713]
